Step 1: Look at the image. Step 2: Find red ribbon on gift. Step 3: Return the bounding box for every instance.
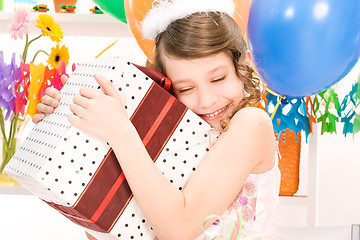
[132,63,173,92]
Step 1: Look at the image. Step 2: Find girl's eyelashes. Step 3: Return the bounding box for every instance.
[175,76,226,94]
[211,76,225,82]
[178,87,193,93]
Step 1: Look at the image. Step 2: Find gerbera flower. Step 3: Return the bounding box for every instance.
[47,44,69,69]
[8,8,31,40]
[35,14,63,42]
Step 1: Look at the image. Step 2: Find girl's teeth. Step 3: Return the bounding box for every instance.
[205,106,227,117]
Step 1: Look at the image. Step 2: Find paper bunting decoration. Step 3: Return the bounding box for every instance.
[15,62,30,116]
[26,62,46,116]
[340,82,358,136]
[305,96,316,135]
[262,71,360,139]
[0,52,25,120]
[351,75,360,135]
[39,61,68,98]
[339,73,360,136]
[313,88,341,134]
[265,92,311,141]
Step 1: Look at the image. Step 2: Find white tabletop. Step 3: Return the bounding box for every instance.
[0,192,357,240]
[0,193,87,240]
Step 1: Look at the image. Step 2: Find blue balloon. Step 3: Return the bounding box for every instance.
[247,0,360,97]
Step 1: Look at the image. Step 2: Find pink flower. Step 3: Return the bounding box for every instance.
[229,182,257,222]
[239,196,248,205]
[8,8,31,40]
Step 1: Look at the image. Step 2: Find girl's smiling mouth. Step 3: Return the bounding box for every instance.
[200,104,230,121]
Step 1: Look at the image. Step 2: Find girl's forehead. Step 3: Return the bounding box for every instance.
[164,53,235,84]
[164,52,233,72]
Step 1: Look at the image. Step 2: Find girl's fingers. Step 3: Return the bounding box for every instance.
[94,74,120,99]
[79,87,99,99]
[41,95,59,108]
[36,102,55,114]
[32,113,45,124]
[44,87,61,101]
[70,103,87,119]
[61,75,69,85]
[77,75,121,101]
[68,114,82,129]
[73,95,90,109]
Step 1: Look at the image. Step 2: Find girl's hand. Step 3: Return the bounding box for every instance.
[32,75,68,124]
[85,232,98,240]
[68,74,130,143]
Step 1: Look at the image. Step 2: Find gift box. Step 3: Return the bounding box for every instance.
[4,57,214,240]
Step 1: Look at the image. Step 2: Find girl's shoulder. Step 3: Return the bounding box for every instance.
[221,106,275,148]
[225,107,275,172]
[230,107,273,133]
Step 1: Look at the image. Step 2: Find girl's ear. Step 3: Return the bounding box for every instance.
[245,50,252,67]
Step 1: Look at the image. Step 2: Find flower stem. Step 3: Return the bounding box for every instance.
[21,34,29,63]
[28,34,42,46]
[32,50,49,63]
[9,114,17,140]
[0,111,10,173]
[0,111,9,147]
[0,113,23,173]
[23,34,42,63]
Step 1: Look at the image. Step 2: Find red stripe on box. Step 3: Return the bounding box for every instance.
[46,80,187,233]
[131,83,172,140]
[90,172,126,222]
[146,99,187,160]
[142,96,175,146]
[72,149,122,220]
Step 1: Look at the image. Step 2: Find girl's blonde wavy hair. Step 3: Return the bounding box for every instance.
[146,12,263,131]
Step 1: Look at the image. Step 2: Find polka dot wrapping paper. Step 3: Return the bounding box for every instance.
[4,57,214,240]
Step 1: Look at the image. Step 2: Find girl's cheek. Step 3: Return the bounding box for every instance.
[177,95,196,110]
[224,81,245,97]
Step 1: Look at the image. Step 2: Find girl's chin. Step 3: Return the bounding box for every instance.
[206,120,222,132]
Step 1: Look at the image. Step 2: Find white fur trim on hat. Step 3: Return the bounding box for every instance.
[142,0,235,40]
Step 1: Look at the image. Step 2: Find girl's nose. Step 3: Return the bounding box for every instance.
[198,89,217,109]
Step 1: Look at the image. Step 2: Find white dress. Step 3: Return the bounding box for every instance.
[194,156,281,239]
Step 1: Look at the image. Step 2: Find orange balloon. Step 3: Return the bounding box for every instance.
[234,0,250,35]
[124,0,154,59]
[124,0,250,59]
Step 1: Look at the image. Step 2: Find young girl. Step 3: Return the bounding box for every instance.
[32,0,280,239]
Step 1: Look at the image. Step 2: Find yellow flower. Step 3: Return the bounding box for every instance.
[26,63,46,117]
[47,44,69,69]
[35,14,63,42]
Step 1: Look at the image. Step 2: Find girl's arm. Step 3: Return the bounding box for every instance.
[70,76,275,240]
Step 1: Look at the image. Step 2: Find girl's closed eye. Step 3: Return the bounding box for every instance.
[211,76,226,83]
[177,86,194,94]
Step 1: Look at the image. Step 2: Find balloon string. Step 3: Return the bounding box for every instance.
[270,96,285,121]
[95,39,120,58]
[255,78,286,121]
